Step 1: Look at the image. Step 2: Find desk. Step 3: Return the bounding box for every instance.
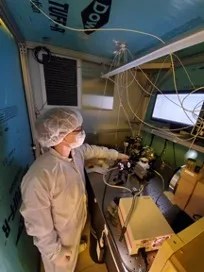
[87,171,165,272]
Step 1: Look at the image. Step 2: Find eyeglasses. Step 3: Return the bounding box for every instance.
[72,126,83,133]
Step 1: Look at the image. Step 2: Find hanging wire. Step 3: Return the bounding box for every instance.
[28,0,204,151]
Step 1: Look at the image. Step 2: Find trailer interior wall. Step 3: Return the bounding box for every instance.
[0,21,39,272]
[27,48,149,148]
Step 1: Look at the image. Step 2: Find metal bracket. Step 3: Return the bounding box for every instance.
[18,43,27,54]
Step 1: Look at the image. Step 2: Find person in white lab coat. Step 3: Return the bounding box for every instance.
[20,108,128,272]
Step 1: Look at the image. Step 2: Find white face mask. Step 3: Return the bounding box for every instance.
[69,130,86,149]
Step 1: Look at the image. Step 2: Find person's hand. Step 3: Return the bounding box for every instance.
[53,246,72,267]
[117,153,129,161]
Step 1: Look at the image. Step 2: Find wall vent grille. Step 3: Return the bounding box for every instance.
[43,54,78,106]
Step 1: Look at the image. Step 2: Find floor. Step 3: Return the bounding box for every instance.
[75,221,107,272]
[40,220,107,272]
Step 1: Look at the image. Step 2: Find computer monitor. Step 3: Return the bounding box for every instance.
[151,92,204,130]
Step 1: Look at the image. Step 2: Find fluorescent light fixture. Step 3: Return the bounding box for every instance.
[102,30,204,78]
[82,94,113,110]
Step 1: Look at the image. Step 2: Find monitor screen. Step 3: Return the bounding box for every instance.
[151,92,204,126]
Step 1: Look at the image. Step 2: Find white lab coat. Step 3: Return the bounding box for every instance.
[20,144,118,272]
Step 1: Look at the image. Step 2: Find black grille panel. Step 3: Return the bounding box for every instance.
[43,54,78,106]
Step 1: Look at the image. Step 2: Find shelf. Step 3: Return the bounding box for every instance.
[142,126,204,153]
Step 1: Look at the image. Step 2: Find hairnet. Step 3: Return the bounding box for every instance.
[35,108,83,147]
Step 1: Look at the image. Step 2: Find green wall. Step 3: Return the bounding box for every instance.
[143,62,204,169]
[142,132,204,168]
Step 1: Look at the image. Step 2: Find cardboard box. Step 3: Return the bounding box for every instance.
[185,179,204,219]
[149,218,204,272]
[174,168,202,210]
